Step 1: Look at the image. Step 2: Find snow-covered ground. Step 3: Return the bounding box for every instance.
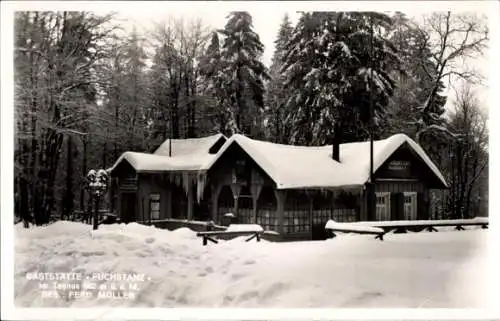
[14,221,492,308]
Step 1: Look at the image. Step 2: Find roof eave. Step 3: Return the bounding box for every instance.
[277,183,364,191]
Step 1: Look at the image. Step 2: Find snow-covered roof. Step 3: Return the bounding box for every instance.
[108,134,226,173]
[206,133,448,189]
[109,132,447,190]
[107,151,215,173]
[154,133,226,156]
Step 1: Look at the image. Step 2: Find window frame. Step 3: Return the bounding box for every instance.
[375,192,391,221]
[403,191,417,220]
[149,193,161,220]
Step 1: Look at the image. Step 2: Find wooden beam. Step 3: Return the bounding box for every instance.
[187,182,194,220]
[305,190,314,240]
[245,233,261,242]
[202,236,218,246]
[230,184,241,218]
[211,184,223,223]
[251,184,263,224]
[163,175,172,219]
[274,189,286,235]
[167,185,172,219]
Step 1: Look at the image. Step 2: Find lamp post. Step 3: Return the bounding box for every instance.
[85,169,109,230]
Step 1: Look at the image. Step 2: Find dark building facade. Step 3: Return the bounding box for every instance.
[108,133,448,240]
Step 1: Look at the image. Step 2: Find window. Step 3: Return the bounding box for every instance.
[149,193,160,220]
[283,191,311,233]
[232,160,250,185]
[283,210,309,233]
[375,192,391,221]
[403,192,417,220]
[257,209,278,232]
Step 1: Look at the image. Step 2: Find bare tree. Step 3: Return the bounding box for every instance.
[147,16,211,142]
[414,12,488,143]
[444,83,488,219]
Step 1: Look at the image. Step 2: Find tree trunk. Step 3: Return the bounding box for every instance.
[102,130,108,168]
[93,195,99,230]
[80,136,87,212]
[18,114,32,227]
[465,158,486,219]
[184,71,192,138]
[449,143,457,219]
[46,130,64,223]
[190,72,197,138]
[459,141,469,219]
[113,80,119,160]
[63,135,74,220]
[29,12,40,225]
[171,85,180,139]
[235,65,243,133]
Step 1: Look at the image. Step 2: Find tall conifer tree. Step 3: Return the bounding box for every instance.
[281,12,401,145]
[217,11,270,136]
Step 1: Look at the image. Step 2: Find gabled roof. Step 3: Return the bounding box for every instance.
[108,134,226,173]
[108,151,215,173]
[205,133,448,189]
[108,132,448,190]
[153,133,226,156]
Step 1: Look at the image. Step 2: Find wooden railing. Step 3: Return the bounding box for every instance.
[348,217,488,233]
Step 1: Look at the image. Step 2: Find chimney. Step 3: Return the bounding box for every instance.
[332,122,341,162]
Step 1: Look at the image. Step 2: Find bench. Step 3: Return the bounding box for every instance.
[99,213,119,225]
[196,230,263,245]
[197,224,264,246]
[325,220,385,241]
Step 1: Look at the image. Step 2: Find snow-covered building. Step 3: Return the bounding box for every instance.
[108,133,448,240]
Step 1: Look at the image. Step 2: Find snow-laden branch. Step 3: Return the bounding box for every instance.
[415,124,461,143]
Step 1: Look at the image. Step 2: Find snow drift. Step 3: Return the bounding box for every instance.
[15,221,491,308]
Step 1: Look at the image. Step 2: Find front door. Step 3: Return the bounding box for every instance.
[403,192,417,220]
[121,192,136,223]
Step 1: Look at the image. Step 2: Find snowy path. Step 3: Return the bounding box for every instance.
[14,222,491,308]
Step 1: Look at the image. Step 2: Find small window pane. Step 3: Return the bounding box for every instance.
[150,193,160,201]
[151,210,160,220]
